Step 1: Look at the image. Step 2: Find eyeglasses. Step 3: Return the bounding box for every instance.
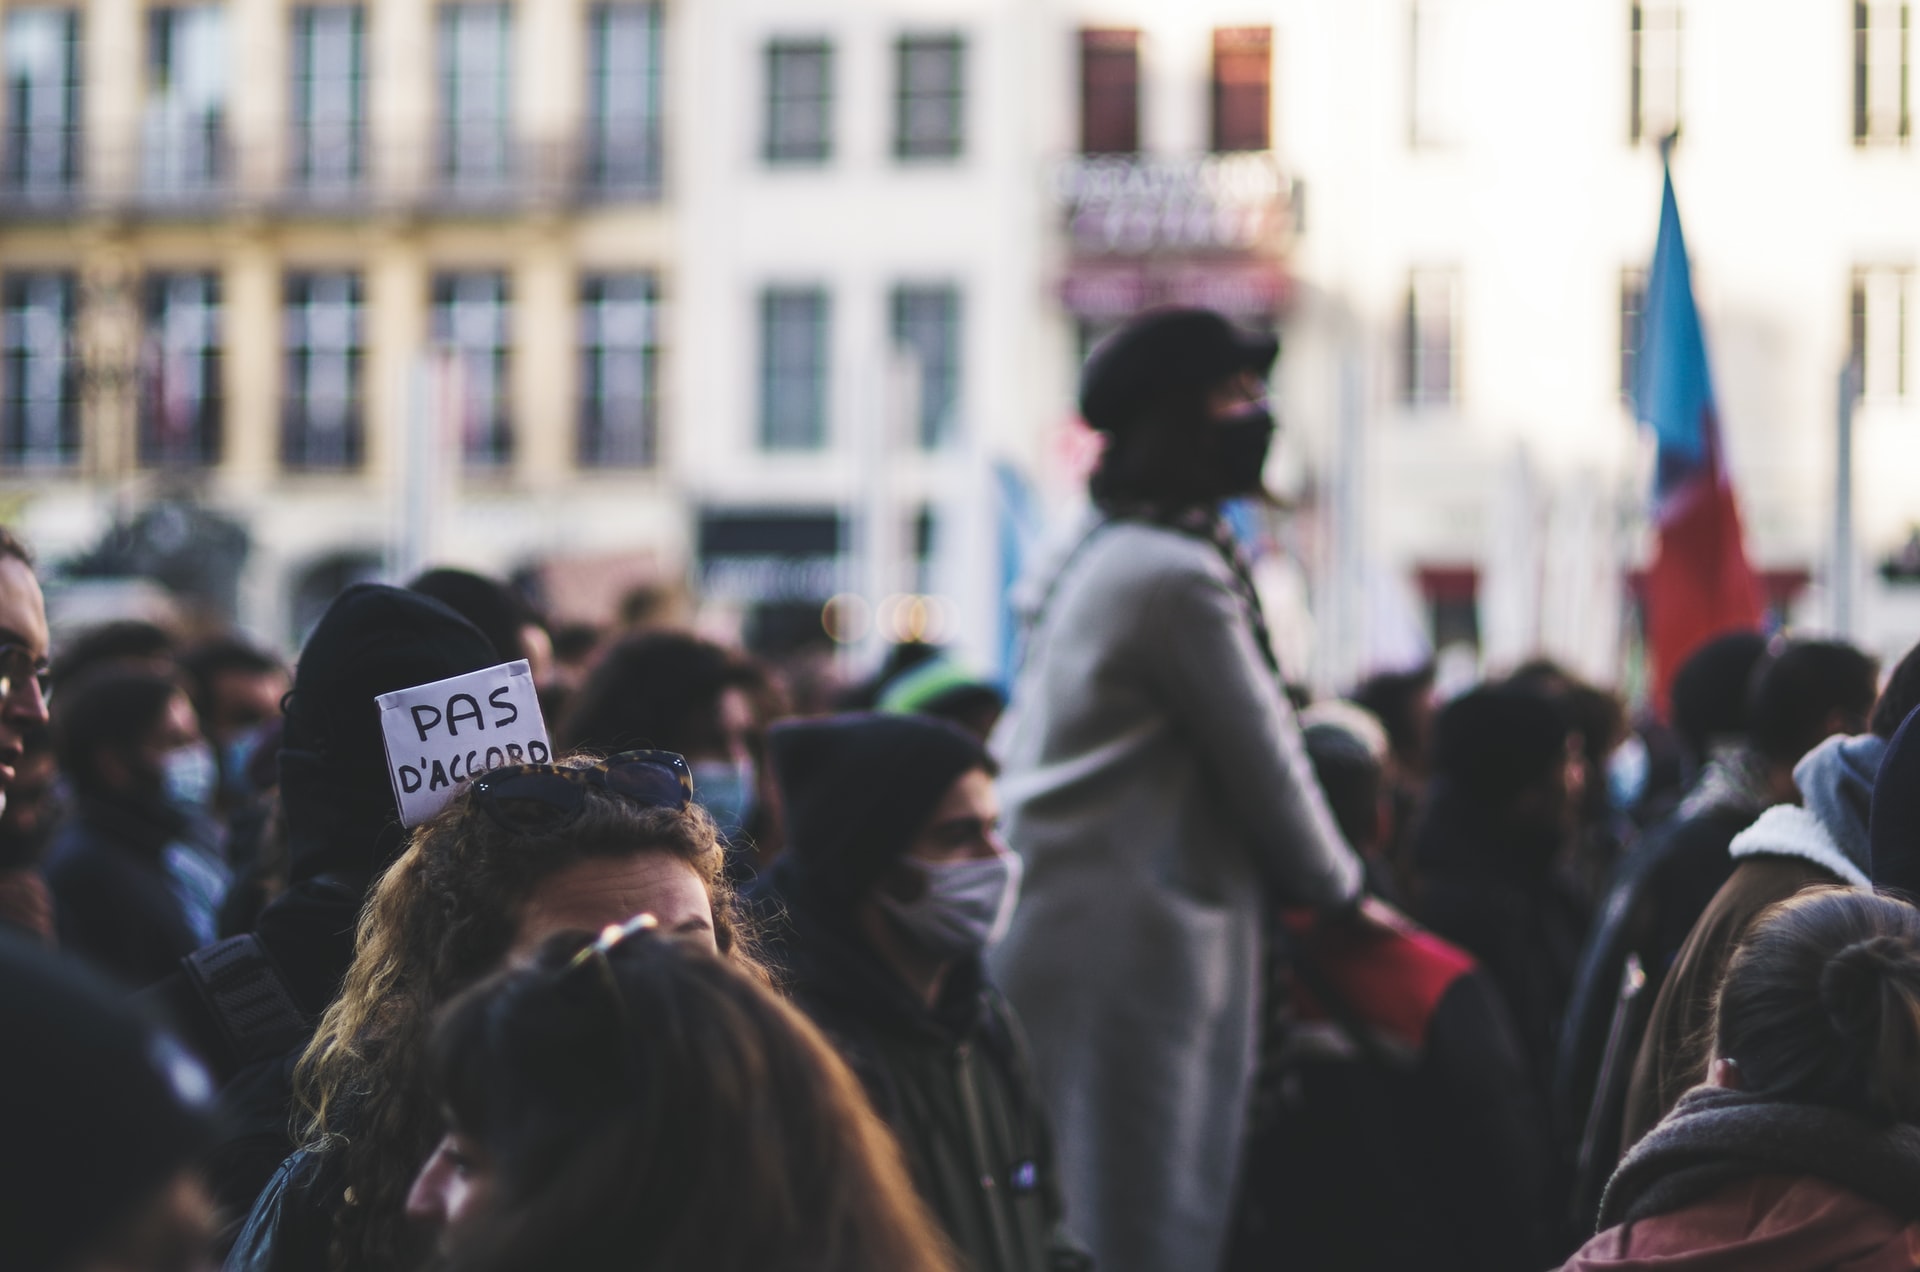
[468,750,692,833]
[0,643,49,705]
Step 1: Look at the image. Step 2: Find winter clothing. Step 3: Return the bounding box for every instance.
[751,864,1089,1272]
[992,512,1362,1272]
[1078,307,1277,434]
[0,930,215,1272]
[1618,734,1887,1154]
[1226,910,1552,1272]
[145,584,499,1245]
[1564,1085,1920,1271]
[223,1148,338,1272]
[1871,705,1920,898]
[45,793,226,988]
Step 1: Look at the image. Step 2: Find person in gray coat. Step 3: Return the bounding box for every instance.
[991,307,1365,1272]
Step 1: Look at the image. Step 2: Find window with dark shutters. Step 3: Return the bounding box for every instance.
[1211,27,1271,152]
[1079,28,1140,155]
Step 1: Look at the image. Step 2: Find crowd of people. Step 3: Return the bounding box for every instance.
[10,305,1920,1272]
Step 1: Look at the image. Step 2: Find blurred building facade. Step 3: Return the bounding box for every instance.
[2,0,1917,690]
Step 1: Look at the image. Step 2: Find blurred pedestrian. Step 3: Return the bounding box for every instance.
[1,930,217,1272]
[993,308,1363,1272]
[0,726,59,942]
[559,630,771,872]
[407,566,552,683]
[1564,888,1920,1270]
[1227,712,1553,1272]
[1617,638,1920,1155]
[45,667,229,986]
[48,618,175,695]
[405,917,957,1272]
[749,713,1089,1272]
[228,751,750,1272]
[877,652,1007,742]
[0,527,53,811]
[178,635,288,812]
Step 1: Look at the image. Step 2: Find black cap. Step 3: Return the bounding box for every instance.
[0,933,215,1272]
[1432,685,1571,806]
[768,713,990,905]
[1079,307,1279,434]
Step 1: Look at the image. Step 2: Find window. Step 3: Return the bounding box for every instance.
[894,34,964,160]
[283,272,363,469]
[0,272,78,468]
[3,9,80,198]
[290,6,364,192]
[759,287,829,450]
[587,4,663,194]
[144,6,228,195]
[578,273,659,467]
[1852,266,1912,400]
[1212,27,1271,152]
[1403,269,1459,409]
[764,40,832,164]
[890,285,960,449]
[1630,1,1683,145]
[437,4,512,190]
[1620,267,1648,402]
[1856,2,1911,145]
[140,272,222,466]
[1410,1,1465,148]
[431,272,512,465]
[1079,29,1140,154]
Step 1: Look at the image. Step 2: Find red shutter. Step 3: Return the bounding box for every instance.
[1080,28,1140,154]
[1212,26,1272,152]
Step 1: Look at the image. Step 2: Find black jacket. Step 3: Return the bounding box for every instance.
[748,862,1090,1272]
[46,794,205,988]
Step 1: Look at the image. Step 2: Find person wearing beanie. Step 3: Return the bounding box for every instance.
[993,307,1363,1272]
[0,931,217,1272]
[144,583,500,1244]
[1408,683,1590,1114]
[747,713,1090,1272]
[1614,636,1920,1163]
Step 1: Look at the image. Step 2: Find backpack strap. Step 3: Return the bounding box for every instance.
[179,934,311,1070]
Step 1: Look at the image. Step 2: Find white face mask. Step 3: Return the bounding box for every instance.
[876,850,1024,961]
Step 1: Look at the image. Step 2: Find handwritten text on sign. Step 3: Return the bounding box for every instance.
[377,659,552,826]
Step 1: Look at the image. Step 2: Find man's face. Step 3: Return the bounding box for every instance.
[204,668,288,746]
[103,693,204,799]
[904,768,1005,871]
[0,557,51,802]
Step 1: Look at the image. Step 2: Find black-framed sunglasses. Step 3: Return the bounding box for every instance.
[468,749,692,834]
[0,642,50,705]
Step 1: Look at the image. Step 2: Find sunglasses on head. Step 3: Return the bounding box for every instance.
[468,750,692,834]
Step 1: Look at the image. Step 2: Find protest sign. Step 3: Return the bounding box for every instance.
[377,659,551,826]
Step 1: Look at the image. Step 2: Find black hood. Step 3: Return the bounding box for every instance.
[1871,705,1920,897]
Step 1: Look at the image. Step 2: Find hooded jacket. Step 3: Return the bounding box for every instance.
[1871,705,1920,897]
[1618,734,1886,1158]
[1564,1086,1920,1272]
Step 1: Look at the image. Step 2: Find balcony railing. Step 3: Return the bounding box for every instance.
[0,133,664,220]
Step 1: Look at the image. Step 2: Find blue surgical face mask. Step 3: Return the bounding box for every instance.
[220,727,267,801]
[691,758,756,837]
[163,741,218,812]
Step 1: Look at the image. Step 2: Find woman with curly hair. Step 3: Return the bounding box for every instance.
[403,916,956,1272]
[228,751,752,1272]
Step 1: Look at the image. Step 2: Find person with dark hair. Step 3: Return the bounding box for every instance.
[559,630,769,866]
[993,308,1362,1272]
[0,930,218,1272]
[1408,684,1589,1103]
[878,652,1008,742]
[1227,712,1553,1272]
[1564,889,1920,1269]
[44,667,228,987]
[228,751,752,1272]
[48,618,176,695]
[404,919,957,1272]
[178,635,288,811]
[749,713,1088,1272]
[1616,637,1920,1155]
[143,584,501,1244]
[407,567,547,672]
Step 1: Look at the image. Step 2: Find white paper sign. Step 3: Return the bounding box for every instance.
[377,659,552,827]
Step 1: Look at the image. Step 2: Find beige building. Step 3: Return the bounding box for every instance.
[0,0,679,644]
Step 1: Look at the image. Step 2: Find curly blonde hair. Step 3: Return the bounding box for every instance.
[293,757,753,1272]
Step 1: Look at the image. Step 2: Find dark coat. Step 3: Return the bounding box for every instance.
[45,795,203,988]
[749,863,1090,1272]
[1227,911,1552,1272]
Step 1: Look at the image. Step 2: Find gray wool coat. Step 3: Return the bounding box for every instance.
[990,515,1364,1272]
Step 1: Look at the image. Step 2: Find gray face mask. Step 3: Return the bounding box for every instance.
[876,851,1024,961]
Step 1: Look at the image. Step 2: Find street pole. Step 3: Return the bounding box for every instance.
[1834,359,1859,639]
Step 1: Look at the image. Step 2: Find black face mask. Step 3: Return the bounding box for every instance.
[1212,404,1276,496]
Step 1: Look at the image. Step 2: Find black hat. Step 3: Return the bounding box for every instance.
[0,933,215,1272]
[1432,685,1571,806]
[1669,630,1768,760]
[769,713,990,904]
[281,583,499,883]
[1079,307,1279,434]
